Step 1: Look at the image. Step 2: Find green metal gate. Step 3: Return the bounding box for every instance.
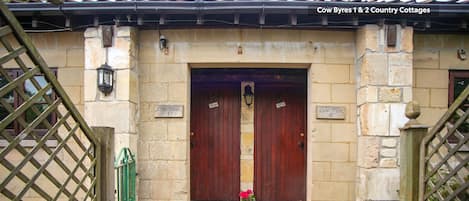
[115,148,136,201]
[0,3,101,200]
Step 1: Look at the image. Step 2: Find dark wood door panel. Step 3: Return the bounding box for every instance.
[190,83,241,201]
[254,83,306,201]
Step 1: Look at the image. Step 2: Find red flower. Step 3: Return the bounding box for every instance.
[240,189,255,201]
[239,191,249,199]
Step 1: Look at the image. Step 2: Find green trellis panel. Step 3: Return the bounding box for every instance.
[0,3,101,201]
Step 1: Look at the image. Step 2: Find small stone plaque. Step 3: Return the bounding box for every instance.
[155,105,184,118]
[316,105,346,120]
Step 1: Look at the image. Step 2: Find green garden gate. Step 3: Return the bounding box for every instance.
[115,148,136,201]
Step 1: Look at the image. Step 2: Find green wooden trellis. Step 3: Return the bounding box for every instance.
[0,2,101,201]
[419,85,469,201]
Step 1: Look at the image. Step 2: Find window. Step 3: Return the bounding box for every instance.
[0,68,57,142]
[449,70,469,107]
[448,70,469,145]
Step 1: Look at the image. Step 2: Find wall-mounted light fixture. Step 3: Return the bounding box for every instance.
[243,85,254,107]
[458,49,467,60]
[159,34,169,54]
[237,43,243,55]
[97,63,114,95]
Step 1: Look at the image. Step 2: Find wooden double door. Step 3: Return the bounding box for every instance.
[190,71,306,201]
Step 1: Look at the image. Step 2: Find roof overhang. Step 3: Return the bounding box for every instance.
[6,1,469,32]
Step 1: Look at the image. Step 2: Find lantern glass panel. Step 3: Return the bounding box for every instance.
[104,70,111,85]
[245,95,253,106]
[98,71,104,85]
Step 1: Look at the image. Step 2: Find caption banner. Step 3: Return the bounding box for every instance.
[312,6,432,15]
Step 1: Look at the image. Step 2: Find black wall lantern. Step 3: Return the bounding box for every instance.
[159,34,169,55]
[243,85,254,107]
[97,63,114,95]
[159,35,168,50]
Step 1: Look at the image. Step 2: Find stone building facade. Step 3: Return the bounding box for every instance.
[8,25,465,201]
